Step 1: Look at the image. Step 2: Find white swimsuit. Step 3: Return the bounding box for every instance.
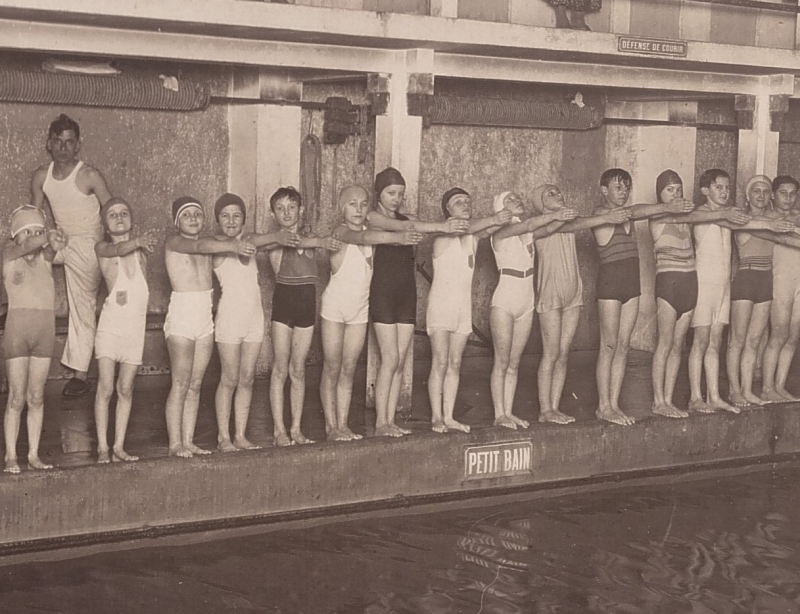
[426,235,476,336]
[692,222,731,327]
[491,232,535,321]
[321,243,373,325]
[214,254,264,344]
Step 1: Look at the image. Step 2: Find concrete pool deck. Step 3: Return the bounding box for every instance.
[2,349,800,552]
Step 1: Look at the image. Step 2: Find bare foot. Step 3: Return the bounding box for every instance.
[432,420,447,433]
[708,397,740,414]
[777,387,800,402]
[743,392,767,406]
[290,431,314,445]
[327,428,351,441]
[169,444,193,458]
[443,419,470,433]
[218,439,238,453]
[760,388,786,404]
[274,432,295,447]
[689,398,715,414]
[729,391,749,409]
[652,402,688,419]
[4,458,20,473]
[596,408,634,426]
[185,442,212,455]
[539,410,575,425]
[393,423,412,435]
[339,428,362,441]
[509,414,530,429]
[28,455,53,470]
[112,448,139,462]
[234,436,261,450]
[97,448,111,464]
[375,424,404,438]
[494,416,518,430]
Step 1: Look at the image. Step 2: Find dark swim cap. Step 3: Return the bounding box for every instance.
[172,196,202,226]
[656,170,683,203]
[374,167,406,199]
[441,187,470,218]
[214,193,246,223]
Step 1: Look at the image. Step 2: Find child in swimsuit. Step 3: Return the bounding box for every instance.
[164,197,256,458]
[366,167,469,437]
[93,197,157,464]
[426,187,511,434]
[490,190,577,430]
[762,176,800,402]
[592,169,694,426]
[320,184,422,441]
[689,170,794,415]
[532,184,631,425]
[648,170,748,419]
[267,187,341,446]
[3,206,67,473]
[212,192,302,452]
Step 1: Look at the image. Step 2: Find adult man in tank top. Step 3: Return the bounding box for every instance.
[30,114,112,398]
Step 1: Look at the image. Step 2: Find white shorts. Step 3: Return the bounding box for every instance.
[215,297,264,345]
[164,290,214,340]
[692,282,730,327]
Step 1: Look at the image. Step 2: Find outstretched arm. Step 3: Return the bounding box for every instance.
[628,198,694,220]
[334,225,423,246]
[366,210,469,235]
[167,234,256,256]
[469,210,513,238]
[750,229,800,249]
[492,208,577,241]
[656,208,749,226]
[95,231,158,258]
[297,235,343,252]
[558,207,631,232]
[245,229,300,250]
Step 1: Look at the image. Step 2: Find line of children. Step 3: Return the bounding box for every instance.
[8,166,800,473]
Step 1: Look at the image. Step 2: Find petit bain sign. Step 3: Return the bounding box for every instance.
[464,441,533,480]
[618,36,688,57]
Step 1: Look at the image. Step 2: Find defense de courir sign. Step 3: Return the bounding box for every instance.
[464,441,533,480]
[618,36,688,57]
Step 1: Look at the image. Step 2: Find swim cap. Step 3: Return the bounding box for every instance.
[172,196,203,227]
[10,206,45,239]
[531,184,558,214]
[441,187,469,218]
[374,167,405,199]
[656,170,683,203]
[214,193,246,223]
[745,175,772,201]
[100,197,132,231]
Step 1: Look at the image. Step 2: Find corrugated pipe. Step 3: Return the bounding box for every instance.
[426,96,603,130]
[0,70,210,111]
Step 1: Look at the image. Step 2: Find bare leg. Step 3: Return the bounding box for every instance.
[269,322,294,447]
[538,309,574,424]
[609,297,639,423]
[233,341,263,449]
[373,323,413,437]
[336,323,368,440]
[215,342,242,452]
[112,362,140,461]
[550,306,580,423]
[504,311,533,428]
[388,323,414,434]
[552,4,571,27]
[727,300,751,408]
[25,357,53,470]
[428,329,449,433]
[288,327,315,444]
[652,298,679,418]
[774,294,800,400]
[763,296,792,402]
[165,335,195,458]
[94,357,116,463]
[596,299,634,425]
[689,326,714,413]
[741,301,771,406]
[707,323,739,413]
[4,358,29,473]
[181,335,214,454]
[490,307,515,429]
[320,318,345,440]
[442,333,470,433]
[664,311,692,417]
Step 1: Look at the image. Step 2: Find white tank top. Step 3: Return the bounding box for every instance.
[42,161,103,239]
[213,254,262,308]
[491,232,534,273]
[694,223,731,285]
[99,254,149,323]
[431,235,476,296]
[326,243,373,301]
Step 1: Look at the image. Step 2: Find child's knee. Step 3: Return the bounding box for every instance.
[220,371,240,389]
[238,369,255,389]
[447,355,463,374]
[26,389,44,409]
[288,362,306,383]
[116,379,135,399]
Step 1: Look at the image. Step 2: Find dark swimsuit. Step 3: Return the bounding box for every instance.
[369,212,416,325]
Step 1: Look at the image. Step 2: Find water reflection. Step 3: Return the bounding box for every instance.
[5,467,800,613]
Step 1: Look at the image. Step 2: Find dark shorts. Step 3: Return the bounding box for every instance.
[731,268,772,304]
[656,271,698,318]
[369,272,417,326]
[271,283,316,329]
[4,308,55,360]
[596,258,641,305]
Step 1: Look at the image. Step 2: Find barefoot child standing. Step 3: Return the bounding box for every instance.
[267,187,341,447]
[93,197,157,463]
[164,196,255,458]
[426,187,511,434]
[320,184,422,441]
[3,206,67,472]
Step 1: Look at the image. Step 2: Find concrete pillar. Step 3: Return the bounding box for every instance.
[365,49,432,413]
[735,89,782,207]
